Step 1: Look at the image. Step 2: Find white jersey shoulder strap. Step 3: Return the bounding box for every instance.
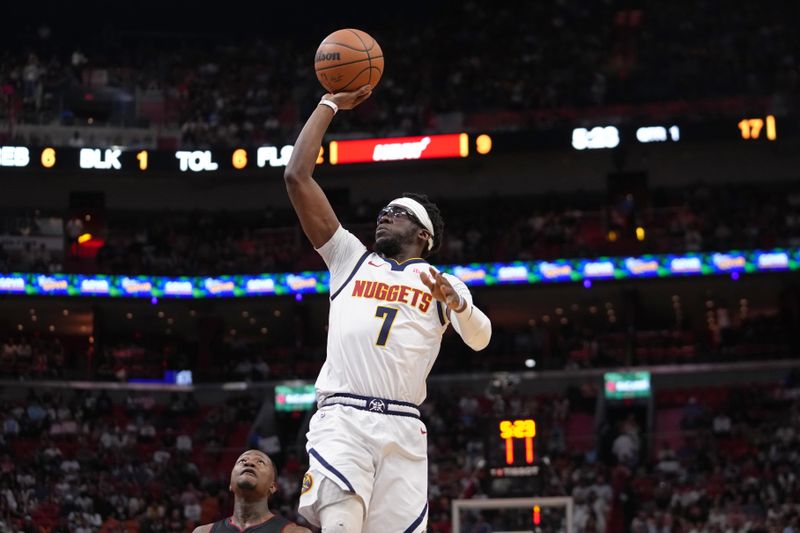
[330,250,372,301]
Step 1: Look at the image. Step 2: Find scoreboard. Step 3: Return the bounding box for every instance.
[489,418,538,478]
[499,419,536,466]
[0,132,484,175]
[0,113,792,176]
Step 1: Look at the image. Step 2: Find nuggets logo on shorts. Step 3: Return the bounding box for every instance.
[368,399,386,413]
[301,472,313,494]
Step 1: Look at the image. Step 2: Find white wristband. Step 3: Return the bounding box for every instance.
[453,294,467,314]
[319,99,338,115]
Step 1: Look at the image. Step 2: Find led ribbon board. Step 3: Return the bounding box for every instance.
[329,134,469,164]
[0,249,793,298]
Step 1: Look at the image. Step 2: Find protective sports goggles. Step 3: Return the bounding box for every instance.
[376,205,423,227]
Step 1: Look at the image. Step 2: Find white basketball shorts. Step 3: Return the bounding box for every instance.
[298,401,429,533]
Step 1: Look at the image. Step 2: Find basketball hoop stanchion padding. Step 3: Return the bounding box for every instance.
[451,496,574,533]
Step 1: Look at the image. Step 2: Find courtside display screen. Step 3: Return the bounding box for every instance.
[275,384,316,412]
[605,372,652,400]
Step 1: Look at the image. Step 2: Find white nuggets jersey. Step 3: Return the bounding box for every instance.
[315,226,470,405]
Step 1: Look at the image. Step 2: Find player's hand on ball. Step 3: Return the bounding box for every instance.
[324,85,372,110]
[420,267,467,313]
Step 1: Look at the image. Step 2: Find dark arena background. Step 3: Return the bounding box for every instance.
[1,1,799,531]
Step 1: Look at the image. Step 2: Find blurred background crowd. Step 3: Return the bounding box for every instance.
[2,1,800,531]
[2,378,800,531]
[3,181,800,276]
[0,1,797,147]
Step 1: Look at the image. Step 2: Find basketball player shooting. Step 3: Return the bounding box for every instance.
[192,450,310,533]
[284,85,492,533]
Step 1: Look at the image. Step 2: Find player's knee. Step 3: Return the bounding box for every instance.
[320,518,361,533]
[319,491,364,533]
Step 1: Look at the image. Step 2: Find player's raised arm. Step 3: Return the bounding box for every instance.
[284,85,373,248]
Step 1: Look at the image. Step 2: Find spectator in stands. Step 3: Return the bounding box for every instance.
[712,412,732,435]
[176,432,193,453]
[612,418,641,468]
[2,412,19,438]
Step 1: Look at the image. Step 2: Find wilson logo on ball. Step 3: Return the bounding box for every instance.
[314,28,384,93]
[315,52,341,62]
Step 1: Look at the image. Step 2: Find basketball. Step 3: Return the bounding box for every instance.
[314,28,384,93]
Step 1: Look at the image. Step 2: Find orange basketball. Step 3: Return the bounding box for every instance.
[314,29,384,93]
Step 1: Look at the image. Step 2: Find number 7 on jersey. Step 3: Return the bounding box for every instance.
[374,306,398,346]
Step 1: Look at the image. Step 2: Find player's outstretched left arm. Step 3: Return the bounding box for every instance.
[421,267,492,351]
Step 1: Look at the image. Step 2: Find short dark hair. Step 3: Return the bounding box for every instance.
[265,454,277,480]
[401,192,444,257]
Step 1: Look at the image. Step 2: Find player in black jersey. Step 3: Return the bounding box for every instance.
[193,450,310,533]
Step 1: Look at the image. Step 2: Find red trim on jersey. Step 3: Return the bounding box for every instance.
[226,518,245,533]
